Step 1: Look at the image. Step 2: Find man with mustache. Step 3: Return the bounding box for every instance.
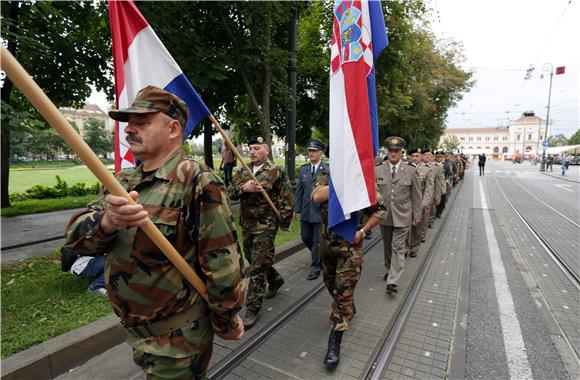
[227,135,294,329]
[63,86,244,379]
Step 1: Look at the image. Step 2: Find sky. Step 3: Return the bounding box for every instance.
[429,0,579,137]
[89,0,580,139]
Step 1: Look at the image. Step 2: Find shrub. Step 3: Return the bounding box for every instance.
[8,175,100,202]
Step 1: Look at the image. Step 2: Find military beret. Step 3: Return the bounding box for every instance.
[109,86,189,129]
[408,147,422,155]
[435,150,445,155]
[385,136,406,150]
[422,148,432,154]
[306,139,326,151]
[248,135,268,145]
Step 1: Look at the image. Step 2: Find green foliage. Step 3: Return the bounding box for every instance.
[9,176,99,202]
[548,133,568,147]
[83,118,111,156]
[568,129,580,145]
[441,135,461,152]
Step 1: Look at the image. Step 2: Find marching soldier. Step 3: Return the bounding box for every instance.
[294,139,329,280]
[375,137,422,295]
[436,151,451,217]
[311,168,385,369]
[406,148,434,257]
[63,87,244,379]
[227,135,294,329]
[424,149,445,227]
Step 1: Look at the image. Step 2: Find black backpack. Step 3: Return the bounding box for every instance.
[60,247,80,272]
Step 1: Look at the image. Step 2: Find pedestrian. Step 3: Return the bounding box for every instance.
[294,139,329,280]
[60,247,107,295]
[406,148,434,258]
[219,144,237,187]
[227,135,294,329]
[311,168,385,369]
[546,155,554,172]
[63,86,245,379]
[375,137,422,295]
[478,153,486,176]
[561,155,571,175]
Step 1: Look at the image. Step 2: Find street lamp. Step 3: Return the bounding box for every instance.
[539,63,553,172]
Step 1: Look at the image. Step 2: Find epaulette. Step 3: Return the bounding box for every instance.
[374,156,387,166]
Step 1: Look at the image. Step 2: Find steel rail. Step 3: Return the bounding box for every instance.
[495,177,580,287]
[508,177,580,229]
[207,234,383,380]
[361,181,464,380]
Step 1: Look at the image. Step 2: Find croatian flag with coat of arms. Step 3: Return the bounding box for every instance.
[108,0,210,172]
[328,0,388,241]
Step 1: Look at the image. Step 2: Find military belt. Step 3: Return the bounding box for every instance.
[123,302,206,339]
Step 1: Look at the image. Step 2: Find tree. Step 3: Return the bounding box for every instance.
[441,135,460,152]
[568,129,580,145]
[83,118,110,156]
[1,1,113,207]
[548,133,568,147]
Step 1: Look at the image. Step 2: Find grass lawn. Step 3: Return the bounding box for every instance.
[9,165,100,193]
[1,210,301,358]
[0,195,96,217]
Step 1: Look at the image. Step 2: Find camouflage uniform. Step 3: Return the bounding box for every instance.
[227,160,294,312]
[64,149,244,379]
[314,170,386,331]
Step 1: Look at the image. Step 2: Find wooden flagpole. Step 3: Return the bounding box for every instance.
[0,46,209,301]
[209,115,280,217]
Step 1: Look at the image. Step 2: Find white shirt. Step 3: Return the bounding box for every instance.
[71,256,92,276]
[389,161,401,176]
[252,163,265,174]
[311,161,321,175]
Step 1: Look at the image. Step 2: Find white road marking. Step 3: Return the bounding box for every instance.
[479,180,533,380]
[555,184,574,192]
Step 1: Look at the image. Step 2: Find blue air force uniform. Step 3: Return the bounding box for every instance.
[295,139,329,280]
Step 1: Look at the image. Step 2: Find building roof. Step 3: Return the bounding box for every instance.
[444,127,506,134]
[60,103,107,116]
[513,114,543,123]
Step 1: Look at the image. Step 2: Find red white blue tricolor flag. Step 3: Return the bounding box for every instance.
[329,0,388,241]
[108,0,210,171]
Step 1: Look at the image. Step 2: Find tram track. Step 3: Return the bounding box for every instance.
[361,181,464,380]
[208,181,465,380]
[494,177,580,287]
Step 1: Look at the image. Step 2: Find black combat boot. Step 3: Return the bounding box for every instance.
[324,328,343,369]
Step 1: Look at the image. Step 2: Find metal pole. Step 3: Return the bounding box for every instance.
[285,6,298,184]
[540,67,553,171]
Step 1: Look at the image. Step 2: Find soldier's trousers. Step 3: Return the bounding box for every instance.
[436,194,446,217]
[319,239,363,332]
[429,202,437,226]
[409,207,430,251]
[133,346,212,380]
[300,221,321,273]
[244,231,284,312]
[381,225,410,286]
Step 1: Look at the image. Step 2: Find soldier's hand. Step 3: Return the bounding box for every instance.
[353,230,364,244]
[412,218,421,226]
[242,180,263,193]
[216,315,244,340]
[101,191,149,234]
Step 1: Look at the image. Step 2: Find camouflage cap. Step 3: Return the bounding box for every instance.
[385,136,406,150]
[109,86,189,128]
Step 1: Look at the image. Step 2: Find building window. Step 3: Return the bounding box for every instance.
[517,134,521,140]
[528,134,532,140]
[502,146,508,153]
[494,147,500,153]
[460,137,465,141]
[493,136,499,141]
[469,137,473,141]
[503,137,508,141]
[485,136,490,141]
[477,137,481,141]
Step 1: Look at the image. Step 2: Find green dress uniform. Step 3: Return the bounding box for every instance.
[227,159,294,314]
[63,150,244,379]
[408,158,434,253]
[313,170,386,331]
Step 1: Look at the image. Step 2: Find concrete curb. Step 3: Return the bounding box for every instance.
[1,239,305,380]
[540,171,580,183]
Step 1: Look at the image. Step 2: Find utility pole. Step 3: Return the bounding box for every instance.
[540,63,553,172]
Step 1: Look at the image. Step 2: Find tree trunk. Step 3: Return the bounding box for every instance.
[203,120,213,168]
[1,1,20,208]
